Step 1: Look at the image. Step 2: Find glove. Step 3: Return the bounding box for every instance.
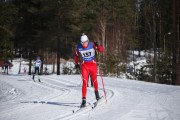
[94,42,99,47]
[75,64,80,69]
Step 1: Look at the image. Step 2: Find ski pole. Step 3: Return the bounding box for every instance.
[96,50,107,104]
[99,69,107,104]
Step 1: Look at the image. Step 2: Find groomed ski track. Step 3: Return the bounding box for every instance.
[1,74,180,120]
[0,75,114,120]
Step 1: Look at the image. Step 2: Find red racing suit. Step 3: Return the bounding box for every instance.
[74,41,104,99]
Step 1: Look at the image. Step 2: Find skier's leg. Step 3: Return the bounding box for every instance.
[89,63,100,100]
[89,63,98,91]
[33,68,36,80]
[4,67,6,74]
[33,74,35,80]
[38,75,40,82]
[4,66,7,74]
[38,68,41,82]
[80,64,89,107]
[7,67,8,74]
[4,67,5,74]
[81,64,89,98]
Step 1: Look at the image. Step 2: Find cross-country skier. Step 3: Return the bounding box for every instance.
[74,33,104,107]
[3,60,11,74]
[33,56,41,82]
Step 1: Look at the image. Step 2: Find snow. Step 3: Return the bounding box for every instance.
[0,60,180,120]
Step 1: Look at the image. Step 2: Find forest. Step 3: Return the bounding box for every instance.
[0,0,179,85]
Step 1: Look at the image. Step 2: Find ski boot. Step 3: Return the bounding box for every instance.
[95,90,100,100]
[80,98,86,108]
[38,79,41,82]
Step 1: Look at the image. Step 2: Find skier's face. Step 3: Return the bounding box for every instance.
[81,41,88,47]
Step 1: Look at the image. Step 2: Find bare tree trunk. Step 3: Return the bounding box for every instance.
[57,3,61,75]
[52,52,56,74]
[97,1,107,60]
[153,13,158,83]
[41,52,44,75]
[57,36,60,75]
[28,50,32,75]
[100,20,106,50]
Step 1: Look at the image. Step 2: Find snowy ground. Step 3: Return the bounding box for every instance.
[0,61,180,120]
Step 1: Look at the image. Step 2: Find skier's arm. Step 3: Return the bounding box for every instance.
[93,42,104,53]
[74,49,79,65]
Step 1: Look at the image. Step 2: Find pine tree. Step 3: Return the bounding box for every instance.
[0,1,17,61]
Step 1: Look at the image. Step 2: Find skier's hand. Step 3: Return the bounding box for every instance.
[94,42,99,47]
[75,64,80,69]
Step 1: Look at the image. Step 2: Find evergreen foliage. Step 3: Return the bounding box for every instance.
[0,0,179,85]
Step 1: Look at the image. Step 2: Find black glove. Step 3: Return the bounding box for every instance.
[75,64,80,69]
[94,42,99,47]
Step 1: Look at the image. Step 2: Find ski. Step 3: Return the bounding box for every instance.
[72,103,91,113]
[92,96,103,109]
[72,106,86,113]
[72,96,103,113]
